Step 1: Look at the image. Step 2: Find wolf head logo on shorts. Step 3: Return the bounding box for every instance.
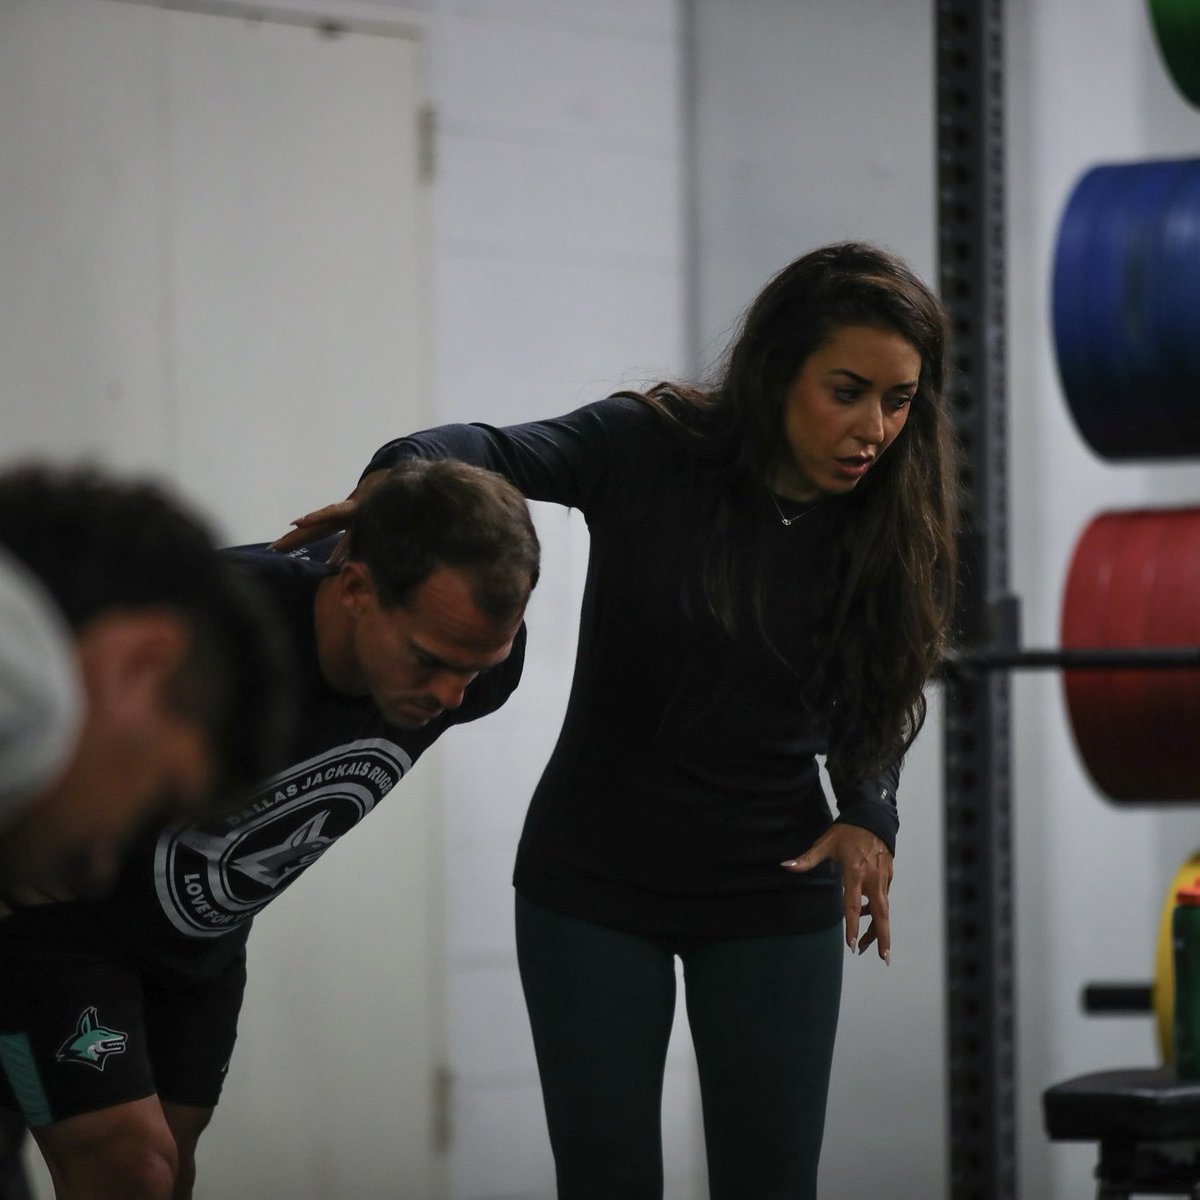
[56,1007,128,1072]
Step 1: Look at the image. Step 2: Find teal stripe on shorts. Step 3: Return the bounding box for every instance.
[0,1032,52,1126]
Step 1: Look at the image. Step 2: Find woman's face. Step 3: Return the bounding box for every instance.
[772,323,920,501]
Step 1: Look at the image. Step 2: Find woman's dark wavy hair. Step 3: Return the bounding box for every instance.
[640,242,959,781]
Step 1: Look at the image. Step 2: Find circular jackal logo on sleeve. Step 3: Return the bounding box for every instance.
[155,739,412,938]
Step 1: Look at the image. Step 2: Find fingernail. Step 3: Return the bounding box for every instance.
[780,859,797,868]
[884,950,891,967]
[849,937,857,954]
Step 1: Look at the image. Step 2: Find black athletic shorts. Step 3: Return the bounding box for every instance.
[0,943,246,1127]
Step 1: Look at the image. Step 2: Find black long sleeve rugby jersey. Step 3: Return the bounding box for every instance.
[1,545,526,976]
[367,395,901,940]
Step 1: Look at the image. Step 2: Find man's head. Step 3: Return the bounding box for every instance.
[314,459,540,728]
[0,465,292,904]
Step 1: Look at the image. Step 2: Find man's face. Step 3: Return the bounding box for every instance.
[342,563,521,729]
[0,611,215,910]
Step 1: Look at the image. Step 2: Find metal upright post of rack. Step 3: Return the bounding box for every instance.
[936,2,1017,1198]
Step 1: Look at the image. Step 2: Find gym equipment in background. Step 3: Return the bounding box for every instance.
[1061,507,1200,801]
[1052,157,1200,461]
[1080,853,1200,1068]
[1149,0,1200,109]
[1045,856,1200,1199]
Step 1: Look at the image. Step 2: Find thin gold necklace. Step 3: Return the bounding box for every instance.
[769,492,823,527]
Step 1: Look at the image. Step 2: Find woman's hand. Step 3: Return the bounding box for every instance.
[781,824,894,962]
[270,469,391,555]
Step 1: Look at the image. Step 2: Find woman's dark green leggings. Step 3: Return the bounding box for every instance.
[515,894,844,1200]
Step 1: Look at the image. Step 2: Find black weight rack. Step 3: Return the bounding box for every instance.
[937,1,1016,1196]
[936,6,1200,1198]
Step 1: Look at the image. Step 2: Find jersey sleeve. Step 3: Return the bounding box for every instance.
[364,394,657,515]
[828,760,901,855]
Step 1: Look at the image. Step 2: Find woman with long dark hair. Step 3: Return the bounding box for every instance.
[279,241,958,1199]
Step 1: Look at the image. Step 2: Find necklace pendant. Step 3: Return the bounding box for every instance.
[768,489,821,528]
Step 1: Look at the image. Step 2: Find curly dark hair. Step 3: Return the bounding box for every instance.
[638,242,959,780]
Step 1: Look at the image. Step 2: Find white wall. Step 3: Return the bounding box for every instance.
[4,1,689,1196]
[3,4,440,1197]
[1008,2,1200,1196]
[413,2,692,1197]
[688,3,947,1197]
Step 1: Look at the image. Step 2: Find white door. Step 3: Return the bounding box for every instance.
[0,2,442,1196]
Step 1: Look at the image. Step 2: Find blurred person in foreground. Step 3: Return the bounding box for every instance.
[0,464,294,1200]
[0,458,539,1200]
[0,465,293,912]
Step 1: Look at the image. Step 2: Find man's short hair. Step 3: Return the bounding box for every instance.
[0,465,293,800]
[347,459,540,624]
